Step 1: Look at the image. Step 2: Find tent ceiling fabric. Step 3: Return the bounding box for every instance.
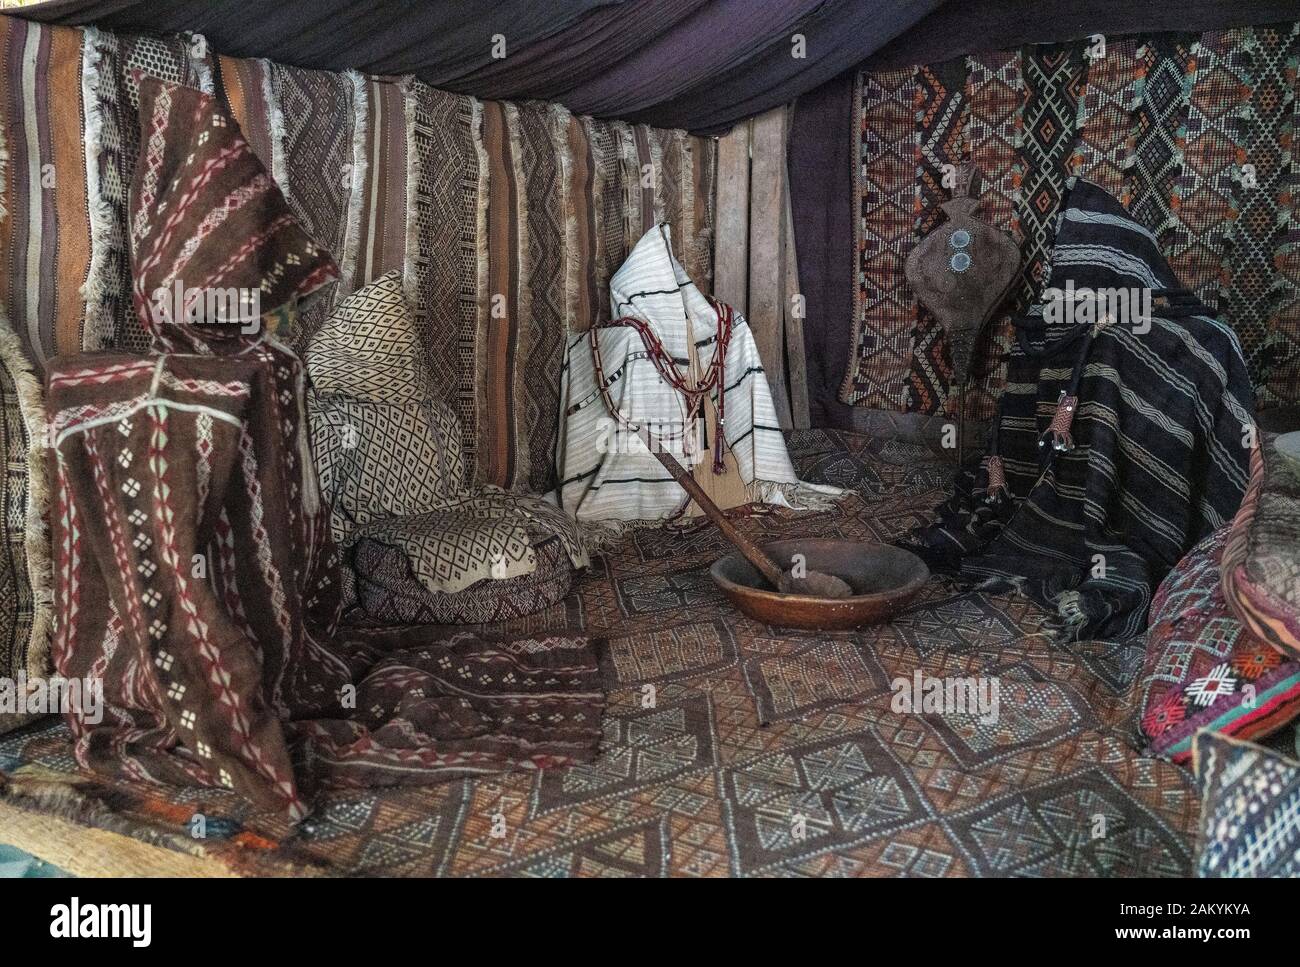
[21,0,623,79]
[19,0,942,131]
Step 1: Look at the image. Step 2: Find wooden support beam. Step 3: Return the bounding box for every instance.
[713,121,750,316]
[783,160,811,429]
[747,107,792,430]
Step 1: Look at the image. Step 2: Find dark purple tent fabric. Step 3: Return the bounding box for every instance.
[20,0,624,81]
[453,0,714,102]
[860,0,1300,70]
[626,0,940,130]
[19,0,939,131]
[790,0,1300,429]
[550,0,827,119]
[787,75,855,428]
[15,0,941,131]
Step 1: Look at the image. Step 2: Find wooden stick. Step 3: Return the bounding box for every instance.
[640,428,787,591]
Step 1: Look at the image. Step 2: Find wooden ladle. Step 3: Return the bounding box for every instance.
[640,428,852,599]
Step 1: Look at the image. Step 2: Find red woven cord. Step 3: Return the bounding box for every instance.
[588,297,734,474]
[1044,391,1078,452]
[984,454,1008,499]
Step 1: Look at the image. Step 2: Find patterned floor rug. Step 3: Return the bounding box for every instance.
[0,430,1200,876]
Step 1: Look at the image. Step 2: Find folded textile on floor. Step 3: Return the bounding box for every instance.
[47,76,604,822]
[557,224,833,523]
[912,180,1254,656]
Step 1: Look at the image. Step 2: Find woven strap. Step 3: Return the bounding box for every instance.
[588,298,734,473]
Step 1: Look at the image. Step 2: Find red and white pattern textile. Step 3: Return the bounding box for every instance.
[47,75,606,821]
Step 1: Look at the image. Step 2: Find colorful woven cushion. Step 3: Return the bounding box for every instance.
[1221,433,1300,661]
[354,534,574,625]
[1193,730,1300,877]
[305,271,432,404]
[129,75,338,355]
[1136,527,1300,763]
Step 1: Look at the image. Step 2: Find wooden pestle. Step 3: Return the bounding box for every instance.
[638,426,851,598]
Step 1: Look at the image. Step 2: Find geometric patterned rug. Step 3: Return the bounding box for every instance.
[0,430,1200,876]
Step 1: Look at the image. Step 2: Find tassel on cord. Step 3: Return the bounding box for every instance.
[1038,323,1095,457]
[984,454,1009,500]
[1040,391,1078,452]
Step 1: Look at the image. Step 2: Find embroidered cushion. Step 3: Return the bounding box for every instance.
[130,75,338,355]
[1193,730,1300,877]
[1221,432,1300,661]
[1136,527,1300,763]
[305,271,432,404]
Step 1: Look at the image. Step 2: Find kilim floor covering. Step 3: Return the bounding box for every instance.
[0,431,1200,877]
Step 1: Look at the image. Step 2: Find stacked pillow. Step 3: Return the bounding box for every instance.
[1136,527,1300,763]
[306,271,588,624]
[1221,431,1300,661]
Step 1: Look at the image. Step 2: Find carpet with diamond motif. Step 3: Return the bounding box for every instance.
[0,430,1201,877]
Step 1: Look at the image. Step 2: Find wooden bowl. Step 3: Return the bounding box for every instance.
[709,538,929,630]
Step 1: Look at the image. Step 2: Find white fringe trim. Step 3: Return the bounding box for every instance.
[678,131,697,283]
[503,101,533,488]
[549,102,579,334]
[573,515,643,553]
[471,95,490,485]
[400,76,421,312]
[184,32,214,94]
[263,60,289,196]
[0,314,54,679]
[614,120,638,242]
[753,479,844,513]
[79,27,117,353]
[338,71,369,298]
[646,125,666,228]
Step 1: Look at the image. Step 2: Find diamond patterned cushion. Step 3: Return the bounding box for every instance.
[1221,432,1300,662]
[354,534,573,625]
[1136,527,1300,764]
[1193,730,1300,877]
[305,271,433,404]
[304,274,588,606]
[353,492,586,595]
[310,393,467,541]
